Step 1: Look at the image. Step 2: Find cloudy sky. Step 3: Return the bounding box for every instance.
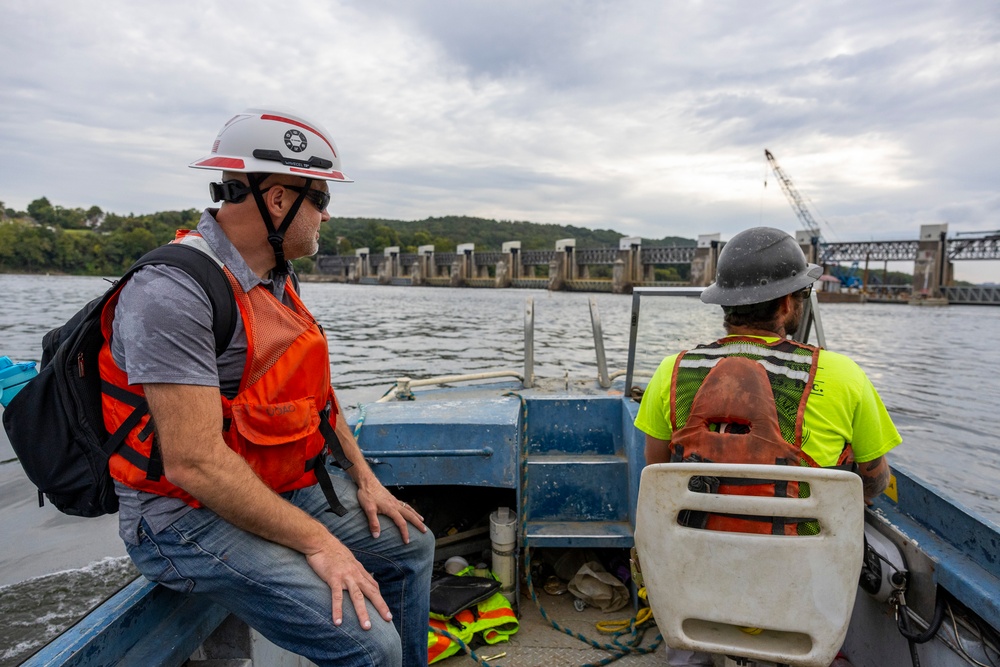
[2,0,998,281]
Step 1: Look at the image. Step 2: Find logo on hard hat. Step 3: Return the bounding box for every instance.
[284,129,307,153]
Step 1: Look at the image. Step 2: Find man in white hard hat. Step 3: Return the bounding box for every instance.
[101,109,434,666]
[634,226,901,666]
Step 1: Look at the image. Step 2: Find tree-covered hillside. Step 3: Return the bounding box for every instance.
[0,198,694,275]
[319,215,692,256]
[0,198,202,275]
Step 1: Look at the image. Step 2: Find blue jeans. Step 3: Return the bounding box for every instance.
[125,472,435,667]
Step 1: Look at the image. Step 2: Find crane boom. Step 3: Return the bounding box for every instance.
[764,149,822,240]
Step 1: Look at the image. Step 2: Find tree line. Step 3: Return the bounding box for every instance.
[6,198,920,286]
[0,198,696,277]
[0,198,202,275]
[320,215,694,255]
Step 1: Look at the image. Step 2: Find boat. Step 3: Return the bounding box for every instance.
[20,288,1000,666]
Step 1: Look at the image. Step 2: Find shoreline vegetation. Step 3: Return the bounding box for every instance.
[0,197,693,278]
[0,197,922,285]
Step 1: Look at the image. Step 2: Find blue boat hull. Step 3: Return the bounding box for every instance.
[22,389,1000,666]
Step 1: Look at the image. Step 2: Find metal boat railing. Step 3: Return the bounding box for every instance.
[377,371,526,402]
[624,287,826,394]
[588,295,651,389]
[589,296,611,388]
[524,296,534,388]
[376,294,643,399]
[376,297,534,401]
[369,285,833,401]
[376,290,712,399]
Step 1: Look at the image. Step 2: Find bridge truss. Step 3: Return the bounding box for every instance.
[316,236,999,276]
[820,237,1000,262]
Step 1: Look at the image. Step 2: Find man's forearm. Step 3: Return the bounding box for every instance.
[858,456,891,501]
[169,436,336,552]
[645,434,671,466]
[147,384,335,555]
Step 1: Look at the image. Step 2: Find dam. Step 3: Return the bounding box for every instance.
[312,224,1000,305]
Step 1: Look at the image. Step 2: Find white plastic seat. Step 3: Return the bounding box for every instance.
[634,463,864,667]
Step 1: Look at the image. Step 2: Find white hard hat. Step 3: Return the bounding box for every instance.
[189,108,352,182]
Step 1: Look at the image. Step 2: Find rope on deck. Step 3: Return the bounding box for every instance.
[428,626,511,667]
[522,548,662,666]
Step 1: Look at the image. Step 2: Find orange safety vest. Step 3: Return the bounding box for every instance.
[99,232,351,512]
[668,336,853,534]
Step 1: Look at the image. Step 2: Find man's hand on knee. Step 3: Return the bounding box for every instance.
[356,476,428,543]
[305,537,393,629]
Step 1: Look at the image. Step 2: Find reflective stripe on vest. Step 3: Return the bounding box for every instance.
[428,618,470,664]
[668,337,826,535]
[427,584,519,663]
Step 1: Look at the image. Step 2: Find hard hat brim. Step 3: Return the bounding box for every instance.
[189,155,353,182]
[701,263,823,306]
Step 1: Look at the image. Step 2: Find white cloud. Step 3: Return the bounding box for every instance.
[1,0,998,281]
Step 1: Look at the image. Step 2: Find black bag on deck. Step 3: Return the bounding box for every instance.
[429,572,502,618]
[2,244,236,517]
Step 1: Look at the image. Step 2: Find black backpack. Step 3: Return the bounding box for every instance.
[2,243,237,517]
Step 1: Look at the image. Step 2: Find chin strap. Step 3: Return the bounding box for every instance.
[247,174,313,277]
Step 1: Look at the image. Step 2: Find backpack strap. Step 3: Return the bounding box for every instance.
[106,243,238,483]
[122,243,237,356]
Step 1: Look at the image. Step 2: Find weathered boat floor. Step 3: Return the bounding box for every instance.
[439,587,661,667]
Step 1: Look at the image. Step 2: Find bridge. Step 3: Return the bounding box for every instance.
[313,224,1000,306]
[820,236,1000,262]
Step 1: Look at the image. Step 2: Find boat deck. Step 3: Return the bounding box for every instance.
[442,586,659,667]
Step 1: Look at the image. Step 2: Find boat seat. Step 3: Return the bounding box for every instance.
[634,463,864,667]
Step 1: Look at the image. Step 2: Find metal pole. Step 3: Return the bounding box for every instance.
[792,290,827,348]
[624,291,641,394]
[589,297,611,388]
[810,290,827,349]
[523,297,534,388]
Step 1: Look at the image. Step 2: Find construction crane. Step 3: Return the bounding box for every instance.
[764,149,822,242]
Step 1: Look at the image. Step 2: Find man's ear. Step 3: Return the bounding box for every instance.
[263,183,287,218]
[776,292,796,318]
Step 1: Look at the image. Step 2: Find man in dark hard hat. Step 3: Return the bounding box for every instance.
[634,226,901,664]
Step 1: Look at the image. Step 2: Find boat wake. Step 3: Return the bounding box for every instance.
[0,556,138,667]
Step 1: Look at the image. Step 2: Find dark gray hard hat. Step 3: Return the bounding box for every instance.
[701,227,823,306]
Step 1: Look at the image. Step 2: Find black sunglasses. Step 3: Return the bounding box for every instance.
[281,184,331,211]
[209,180,332,211]
[796,284,814,299]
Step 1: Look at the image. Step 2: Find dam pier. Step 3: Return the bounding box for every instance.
[312,224,1000,306]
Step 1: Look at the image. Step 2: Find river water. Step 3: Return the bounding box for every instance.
[1,275,999,664]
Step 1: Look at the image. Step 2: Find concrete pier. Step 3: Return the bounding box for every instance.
[689,234,721,287]
[796,230,820,265]
[310,225,1000,304]
[911,224,951,304]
